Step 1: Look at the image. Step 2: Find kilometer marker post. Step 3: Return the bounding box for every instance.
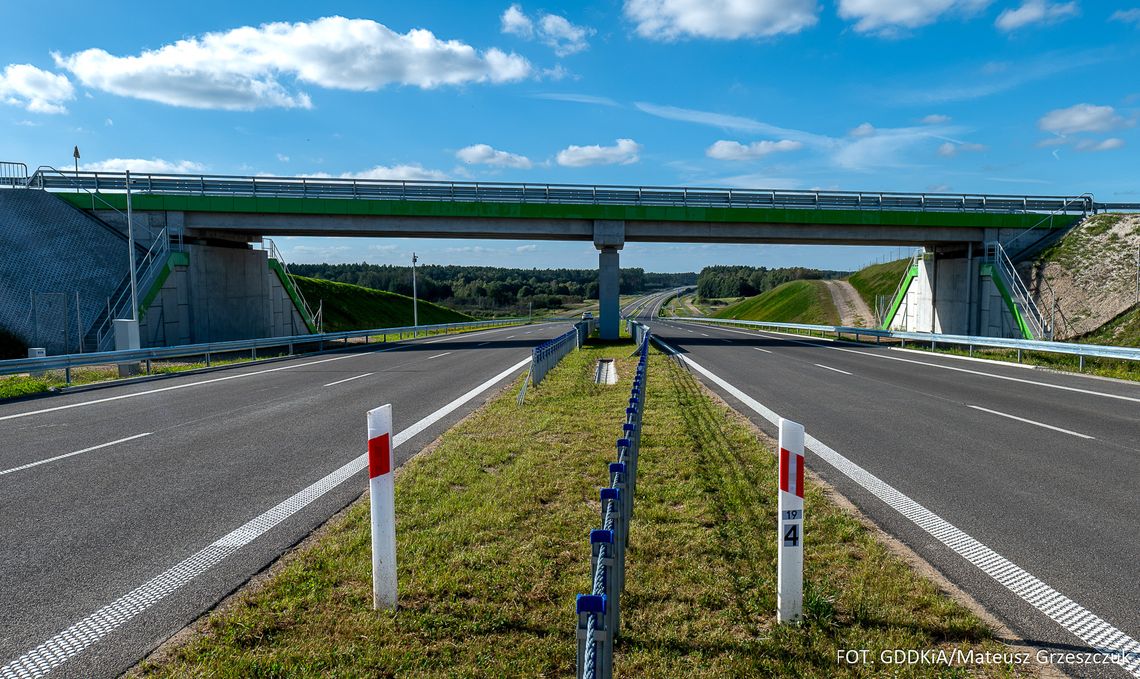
[368,404,397,610]
[777,417,805,623]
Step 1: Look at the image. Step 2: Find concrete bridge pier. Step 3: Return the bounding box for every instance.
[594,220,625,340]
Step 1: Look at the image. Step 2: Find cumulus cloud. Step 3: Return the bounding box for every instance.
[849,122,876,137]
[995,0,1079,31]
[556,138,641,166]
[80,158,206,174]
[706,139,803,160]
[837,0,990,35]
[1038,103,1126,134]
[325,164,448,181]
[1111,8,1140,24]
[1074,138,1125,152]
[0,63,74,114]
[921,114,951,124]
[456,143,533,168]
[937,141,987,156]
[624,0,819,40]
[501,4,594,55]
[53,16,531,111]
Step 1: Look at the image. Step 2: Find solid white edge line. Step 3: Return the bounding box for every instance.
[322,372,375,388]
[0,356,533,679]
[754,348,773,354]
[681,321,1140,405]
[652,336,1140,677]
[0,433,153,477]
[967,405,1095,440]
[815,363,853,376]
[425,352,452,360]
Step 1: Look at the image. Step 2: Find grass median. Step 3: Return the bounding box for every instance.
[134,340,1030,678]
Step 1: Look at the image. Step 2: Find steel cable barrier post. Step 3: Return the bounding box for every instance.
[600,487,623,636]
[576,592,609,679]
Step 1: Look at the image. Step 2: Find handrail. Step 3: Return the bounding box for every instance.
[1003,193,1093,254]
[1,317,540,378]
[680,317,1140,362]
[22,168,1095,215]
[0,161,28,187]
[88,227,171,351]
[985,241,1049,339]
[261,238,321,332]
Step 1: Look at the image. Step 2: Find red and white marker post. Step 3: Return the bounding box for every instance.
[777,417,805,623]
[368,404,397,610]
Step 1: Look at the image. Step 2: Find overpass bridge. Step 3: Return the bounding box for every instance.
[8,167,1129,344]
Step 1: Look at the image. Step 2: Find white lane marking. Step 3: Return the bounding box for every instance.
[0,356,533,679]
[654,336,1140,678]
[699,332,709,337]
[754,348,773,354]
[420,324,521,344]
[815,363,853,376]
[322,373,375,388]
[425,352,452,360]
[0,433,152,477]
[476,341,491,346]
[505,335,516,339]
[690,322,1140,405]
[967,405,1095,440]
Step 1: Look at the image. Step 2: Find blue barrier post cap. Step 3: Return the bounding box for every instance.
[617,438,632,448]
[623,423,635,432]
[626,407,637,416]
[600,487,620,502]
[576,593,607,614]
[590,528,614,544]
[609,462,626,475]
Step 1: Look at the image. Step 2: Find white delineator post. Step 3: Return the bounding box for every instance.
[777,417,805,623]
[368,404,397,610]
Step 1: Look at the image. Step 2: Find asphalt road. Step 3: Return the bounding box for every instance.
[0,322,569,679]
[641,297,1139,679]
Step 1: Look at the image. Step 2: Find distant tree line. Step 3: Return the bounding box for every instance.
[289,263,696,315]
[696,265,848,300]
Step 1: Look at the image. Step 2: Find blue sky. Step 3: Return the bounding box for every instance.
[2,0,1137,272]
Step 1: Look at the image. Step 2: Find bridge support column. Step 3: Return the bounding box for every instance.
[594,220,625,340]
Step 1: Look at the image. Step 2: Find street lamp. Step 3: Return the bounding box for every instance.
[411,252,419,337]
[73,146,80,192]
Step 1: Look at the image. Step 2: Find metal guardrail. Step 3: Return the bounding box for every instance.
[576,326,650,679]
[680,317,1140,366]
[1,161,28,187]
[518,318,595,403]
[21,168,1098,215]
[1,318,532,384]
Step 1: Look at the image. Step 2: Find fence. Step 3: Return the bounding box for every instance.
[0,317,532,384]
[575,325,651,679]
[681,317,1140,368]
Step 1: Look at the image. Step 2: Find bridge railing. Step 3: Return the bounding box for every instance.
[679,317,1140,366]
[0,318,535,384]
[23,169,1096,215]
[576,326,650,679]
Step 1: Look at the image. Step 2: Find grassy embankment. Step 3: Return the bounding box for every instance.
[134,340,1026,678]
[713,279,840,325]
[0,278,481,401]
[847,258,911,321]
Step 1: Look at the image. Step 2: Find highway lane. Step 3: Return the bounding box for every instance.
[638,311,1140,679]
[0,322,568,679]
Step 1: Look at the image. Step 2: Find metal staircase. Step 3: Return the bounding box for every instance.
[83,227,171,351]
[983,241,1051,340]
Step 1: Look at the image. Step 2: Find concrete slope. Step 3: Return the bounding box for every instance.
[640,315,1139,679]
[0,323,567,679]
[822,279,875,327]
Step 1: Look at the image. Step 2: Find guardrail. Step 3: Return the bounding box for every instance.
[21,168,1097,215]
[576,326,650,679]
[1,318,532,385]
[680,317,1140,368]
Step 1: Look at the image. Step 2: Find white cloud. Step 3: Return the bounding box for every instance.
[1038,103,1126,134]
[706,139,803,160]
[501,4,535,38]
[1075,137,1125,152]
[634,101,832,146]
[1111,8,1140,24]
[104,118,114,126]
[937,141,986,156]
[0,64,74,114]
[516,244,539,252]
[849,122,876,137]
[276,153,290,162]
[921,114,951,124]
[995,1,1079,31]
[837,0,990,35]
[501,5,594,55]
[54,16,531,111]
[556,138,641,166]
[456,143,532,168]
[532,92,620,106]
[624,0,819,40]
[80,158,206,174]
[324,164,449,181]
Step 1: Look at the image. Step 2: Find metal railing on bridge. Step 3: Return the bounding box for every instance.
[576,325,650,679]
[22,168,1100,215]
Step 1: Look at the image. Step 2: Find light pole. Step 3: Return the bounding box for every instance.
[411,252,419,337]
[125,170,138,321]
[73,146,80,192]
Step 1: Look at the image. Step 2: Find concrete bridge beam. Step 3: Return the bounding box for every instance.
[594,221,625,340]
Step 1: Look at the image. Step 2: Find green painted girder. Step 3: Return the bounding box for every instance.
[56,192,1076,231]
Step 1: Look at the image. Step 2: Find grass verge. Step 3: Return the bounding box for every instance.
[133,341,1028,678]
[847,258,910,314]
[294,276,473,331]
[715,280,840,326]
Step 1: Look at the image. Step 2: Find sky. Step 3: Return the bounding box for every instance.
[2,0,1138,273]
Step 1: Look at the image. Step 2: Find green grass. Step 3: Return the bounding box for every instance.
[847,259,910,315]
[714,280,840,325]
[133,342,1024,678]
[0,375,53,400]
[294,276,473,332]
[1079,304,1140,348]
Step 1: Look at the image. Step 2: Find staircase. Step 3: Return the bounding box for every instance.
[983,241,1051,340]
[82,227,171,352]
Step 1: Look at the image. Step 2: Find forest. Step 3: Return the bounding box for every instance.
[695,265,848,300]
